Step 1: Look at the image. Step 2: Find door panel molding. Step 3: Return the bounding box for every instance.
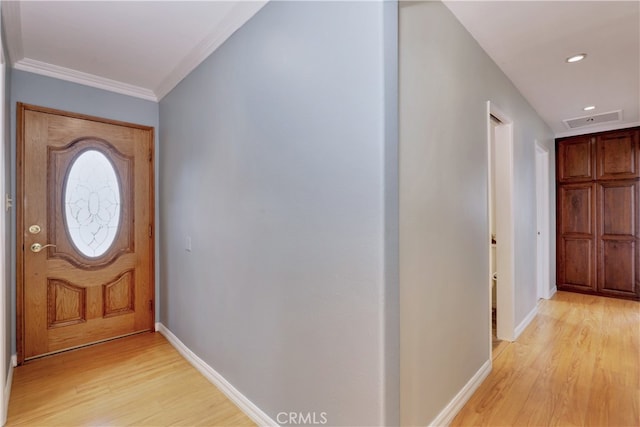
[48,137,134,269]
[47,279,87,328]
[103,269,135,318]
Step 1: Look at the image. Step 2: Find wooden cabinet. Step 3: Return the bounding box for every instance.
[596,130,639,180]
[556,128,639,300]
[557,135,595,183]
[597,180,638,297]
[557,183,596,291]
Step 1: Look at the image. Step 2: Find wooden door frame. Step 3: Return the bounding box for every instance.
[16,103,156,364]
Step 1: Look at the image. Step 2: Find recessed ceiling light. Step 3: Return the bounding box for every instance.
[566,53,587,63]
[583,106,596,111]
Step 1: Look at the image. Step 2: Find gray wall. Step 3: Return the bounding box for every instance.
[159,2,398,425]
[9,69,160,355]
[382,2,400,425]
[399,1,555,424]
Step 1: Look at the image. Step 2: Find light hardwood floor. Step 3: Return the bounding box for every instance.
[6,332,255,426]
[453,291,640,427]
[6,292,638,426]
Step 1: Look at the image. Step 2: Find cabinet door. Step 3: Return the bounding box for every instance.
[597,180,639,298]
[596,130,639,180]
[557,183,597,291]
[557,136,595,183]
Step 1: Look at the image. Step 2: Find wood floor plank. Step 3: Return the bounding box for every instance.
[6,332,255,427]
[452,291,640,427]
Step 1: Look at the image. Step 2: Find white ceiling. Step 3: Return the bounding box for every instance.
[444,1,640,137]
[2,1,267,101]
[2,1,638,137]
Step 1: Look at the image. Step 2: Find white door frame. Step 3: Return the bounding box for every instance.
[535,142,551,300]
[0,18,7,425]
[487,101,516,342]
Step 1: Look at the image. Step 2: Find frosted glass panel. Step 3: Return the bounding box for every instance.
[64,150,121,257]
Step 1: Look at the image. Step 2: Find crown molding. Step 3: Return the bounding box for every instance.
[1,0,24,65]
[155,0,267,100]
[6,0,268,102]
[14,58,158,101]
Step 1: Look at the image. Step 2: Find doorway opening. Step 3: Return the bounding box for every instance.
[487,101,516,358]
[489,114,501,355]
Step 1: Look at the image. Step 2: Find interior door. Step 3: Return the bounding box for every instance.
[17,103,155,363]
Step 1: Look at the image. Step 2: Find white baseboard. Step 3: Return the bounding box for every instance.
[156,323,277,427]
[428,359,491,426]
[547,286,557,299]
[3,354,16,425]
[514,304,538,340]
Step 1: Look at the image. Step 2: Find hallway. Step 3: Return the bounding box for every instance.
[453,291,639,426]
[6,333,253,426]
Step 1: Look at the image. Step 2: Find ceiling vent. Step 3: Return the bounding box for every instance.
[563,110,623,129]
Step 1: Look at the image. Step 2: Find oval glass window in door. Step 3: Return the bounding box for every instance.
[64,150,121,258]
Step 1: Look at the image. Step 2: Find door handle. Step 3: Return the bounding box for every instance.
[30,243,56,253]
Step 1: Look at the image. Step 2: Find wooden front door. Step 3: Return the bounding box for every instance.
[17,103,155,363]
